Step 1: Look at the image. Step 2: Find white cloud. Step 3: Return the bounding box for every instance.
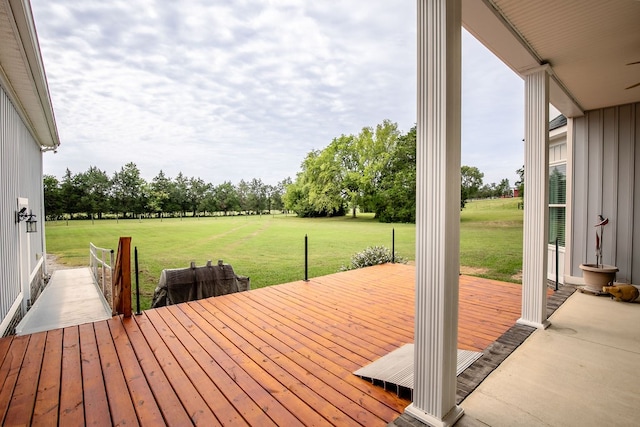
[33,0,523,188]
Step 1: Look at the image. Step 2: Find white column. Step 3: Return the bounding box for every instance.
[518,66,550,329]
[405,1,462,426]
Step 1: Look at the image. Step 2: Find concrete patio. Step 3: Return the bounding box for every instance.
[456,290,639,427]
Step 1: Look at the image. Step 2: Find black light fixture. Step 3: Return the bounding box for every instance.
[16,207,38,233]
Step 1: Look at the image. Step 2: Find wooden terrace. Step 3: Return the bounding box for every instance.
[0,264,544,426]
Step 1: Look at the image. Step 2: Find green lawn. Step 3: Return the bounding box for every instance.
[46,198,523,309]
[459,198,524,282]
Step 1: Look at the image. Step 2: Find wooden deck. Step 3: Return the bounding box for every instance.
[0,264,546,426]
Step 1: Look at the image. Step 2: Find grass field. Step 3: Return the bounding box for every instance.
[45,198,523,309]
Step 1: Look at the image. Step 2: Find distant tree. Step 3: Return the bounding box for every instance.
[149,170,173,217]
[60,168,80,218]
[111,162,145,218]
[43,174,63,219]
[496,178,511,197]
[171,172,190,216]
[460,165,484,209]
[214,181,239,215]
[80,166,111,219]
[235,180,248,214]
[515,165,524,198]
[187,177,208,216]
[248,178,268,214]
[271,178,290,212]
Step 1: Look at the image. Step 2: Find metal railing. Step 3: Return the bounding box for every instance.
[89,242,115,314]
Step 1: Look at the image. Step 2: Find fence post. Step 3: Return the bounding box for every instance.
[304,234,309,282]
[392,228,395,264]
[135,247,141,315]
[101,249,106,294]
[110,249,115,312]
[113,237,132,317]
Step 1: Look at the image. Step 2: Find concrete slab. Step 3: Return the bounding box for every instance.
[16,268,112,335]
[459,292,640,427]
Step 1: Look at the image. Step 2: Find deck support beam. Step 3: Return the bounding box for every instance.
[518,66,551,329]
[405,1,463,426]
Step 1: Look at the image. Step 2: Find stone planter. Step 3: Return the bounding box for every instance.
[579,263,618,293]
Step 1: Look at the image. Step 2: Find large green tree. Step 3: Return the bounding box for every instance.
[284,120,402,218]
[374,126,416,222]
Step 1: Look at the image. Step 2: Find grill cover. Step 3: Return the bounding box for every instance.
[151,260,250,308]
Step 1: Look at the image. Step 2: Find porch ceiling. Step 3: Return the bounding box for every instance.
[0,0,59,148]
[462,0,640,117]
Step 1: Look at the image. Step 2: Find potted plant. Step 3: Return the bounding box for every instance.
[579,215,618,292]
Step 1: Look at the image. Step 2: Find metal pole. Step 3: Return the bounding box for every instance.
[555,238,559,291]
[135,247,141,315]
[392,228,395,263]
[304,234,309,281]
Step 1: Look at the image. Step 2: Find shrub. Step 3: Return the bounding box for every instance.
[340,246,406,271]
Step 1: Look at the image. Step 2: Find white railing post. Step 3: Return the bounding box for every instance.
[101,250,106,294]
[89,242,116,314]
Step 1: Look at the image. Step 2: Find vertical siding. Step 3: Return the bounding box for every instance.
[571,115,589,273]
[0,85,45,323]
[570,102,640,283]
[617,104,635,282]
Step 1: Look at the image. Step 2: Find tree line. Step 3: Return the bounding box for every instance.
[282,119,516,222]
[44,163,291,220]
[44,119,519,222]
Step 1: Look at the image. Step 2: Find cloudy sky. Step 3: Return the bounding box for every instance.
[32,0,530,187]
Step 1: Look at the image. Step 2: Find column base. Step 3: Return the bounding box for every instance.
[517,317,551,329]
[404,403,464,427]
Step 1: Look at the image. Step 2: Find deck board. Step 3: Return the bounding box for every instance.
[59,327,84,427]
[32,329,62,426]
[79,322,110,427]
[3,332,45,426]
[0,335,30,423]
[0,264,545,426]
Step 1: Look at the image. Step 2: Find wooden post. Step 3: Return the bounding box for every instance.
[112,237,132,317]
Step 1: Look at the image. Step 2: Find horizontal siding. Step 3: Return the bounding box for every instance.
[570,102,639,283]
[0,85,45,326]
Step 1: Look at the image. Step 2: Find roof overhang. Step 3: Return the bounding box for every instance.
[462,0,640,118]
[0,0,59,148]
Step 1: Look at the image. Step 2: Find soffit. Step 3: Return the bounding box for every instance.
[463,0,640,116]
[0,0,59,148]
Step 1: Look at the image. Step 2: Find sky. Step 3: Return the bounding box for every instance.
[31,0,532,188]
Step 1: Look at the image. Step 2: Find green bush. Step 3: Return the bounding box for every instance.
[340,246,406,271]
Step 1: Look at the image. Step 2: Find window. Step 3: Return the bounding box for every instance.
[548,163,566,246]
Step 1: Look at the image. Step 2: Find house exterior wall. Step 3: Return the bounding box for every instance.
[570,102,639,283]
[0,84,46,334]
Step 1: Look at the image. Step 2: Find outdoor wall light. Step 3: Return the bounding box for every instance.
[16,207,38,233]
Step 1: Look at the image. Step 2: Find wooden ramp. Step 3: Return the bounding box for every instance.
[15,268,112,335]
[0,264,542,426]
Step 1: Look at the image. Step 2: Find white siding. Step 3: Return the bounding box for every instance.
[570,102,639,283]
[0,85,45,326]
